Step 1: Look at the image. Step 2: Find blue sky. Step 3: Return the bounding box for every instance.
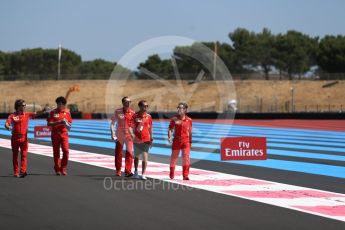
[1,0,344,66]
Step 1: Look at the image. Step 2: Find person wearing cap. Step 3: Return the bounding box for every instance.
[168,102,193,180]
[129,100,153,180]
[47,96,72,176]
[110,96,135,177]
[4,99,46,178]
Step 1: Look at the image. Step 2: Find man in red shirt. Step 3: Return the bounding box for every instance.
[168,102,192,180]
[47,96,72,176]
[129,100,153,180]
[110,97,135,177]
[5,99,46,178]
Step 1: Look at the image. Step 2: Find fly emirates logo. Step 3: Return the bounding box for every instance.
[221,137,267,160]
[34,126,52,138]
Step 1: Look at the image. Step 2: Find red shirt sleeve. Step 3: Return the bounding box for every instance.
[27,112,36,119]
[149,117,153,139]
[168,118,175,130]
[129,114,136,128]
[189,119,192,142]
[6,114,13,125]
[66,112,72,123]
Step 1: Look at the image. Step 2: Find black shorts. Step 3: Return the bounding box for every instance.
[134,142,150,155]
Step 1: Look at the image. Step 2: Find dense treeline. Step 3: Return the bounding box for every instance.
[138,28,345,80]
[1,28,344,81]
[0,48,120,80]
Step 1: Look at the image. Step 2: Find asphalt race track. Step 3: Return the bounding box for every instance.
[1,119,345,230]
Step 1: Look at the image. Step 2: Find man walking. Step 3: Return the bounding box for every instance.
[110,97,135,177]
[5,99,46,178]
[168,102,192,180]
[47,96,72,176]
[129,100,153,180]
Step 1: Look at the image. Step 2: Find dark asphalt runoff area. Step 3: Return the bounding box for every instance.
[1,146,345,230]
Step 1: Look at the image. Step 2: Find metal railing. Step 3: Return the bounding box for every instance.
[1,100,343,114]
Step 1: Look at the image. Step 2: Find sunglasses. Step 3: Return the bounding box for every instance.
[177,106,185,110]
[141,104,149,108]
[19,104,26,107]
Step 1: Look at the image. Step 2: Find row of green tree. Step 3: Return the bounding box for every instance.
[138,28,345,80]
[1,28,344,80]
[0,48,119,80]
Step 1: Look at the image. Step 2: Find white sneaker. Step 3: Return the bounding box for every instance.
[141,175,147,180]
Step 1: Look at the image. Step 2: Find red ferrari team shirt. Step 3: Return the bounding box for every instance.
[6,112,35,135]
[111,108,135,135]
[130,112,152,143]
[169,115,192,143]
[47,109,72,134]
